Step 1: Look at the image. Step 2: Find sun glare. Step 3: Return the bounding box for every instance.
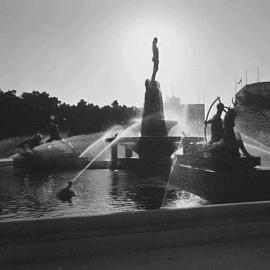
[122,21,186,96]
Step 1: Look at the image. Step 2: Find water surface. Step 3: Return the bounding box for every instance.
[0,166,205,221]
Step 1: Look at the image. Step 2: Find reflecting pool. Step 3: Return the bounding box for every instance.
[0,166,205,221]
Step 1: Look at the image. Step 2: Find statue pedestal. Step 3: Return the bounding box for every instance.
[141,79,167,137]
[138,80,172,162]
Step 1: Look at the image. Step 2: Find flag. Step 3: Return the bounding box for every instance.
[237,78,242,85]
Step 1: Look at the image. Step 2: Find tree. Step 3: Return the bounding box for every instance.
[164,96,181,111]
[0,89,140,138]
[111,100,119,109]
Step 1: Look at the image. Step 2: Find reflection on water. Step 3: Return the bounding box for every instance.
[0,167,206,221]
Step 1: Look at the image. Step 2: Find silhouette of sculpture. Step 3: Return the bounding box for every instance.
[222,108,251,157]
[205,103,226,142]
[136,37,177,163]
[46,115,61,143]
[208,107,251,157]
[151,37,159,82]
[57,181,76,202]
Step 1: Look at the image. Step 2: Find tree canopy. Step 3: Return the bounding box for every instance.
[0,90,140,139]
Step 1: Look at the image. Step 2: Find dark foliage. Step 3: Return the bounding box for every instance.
[0,90,140,139]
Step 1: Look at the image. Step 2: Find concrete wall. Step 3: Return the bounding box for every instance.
[2,201,270,266]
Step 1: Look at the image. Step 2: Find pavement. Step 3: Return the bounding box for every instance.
[4,237,270,270]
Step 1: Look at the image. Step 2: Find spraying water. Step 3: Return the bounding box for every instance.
[79,128,121,158]
[241,133,270,153]
[79,135,106,158]
[238,133,270,166]
[80,121,141,158]
[245,143,270,156]
[161,137,184,206]
[60,139,75,152]
[161,158,177,206]
[57,121,142,201]
[68,121,141,181]
[74,121,141,180]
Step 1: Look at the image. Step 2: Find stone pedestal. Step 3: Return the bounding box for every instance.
[141,79,167,137]
[138,80,172,162]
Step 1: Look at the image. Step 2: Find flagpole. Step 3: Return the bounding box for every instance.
[257,65,260,82]
[245,69,248,85]
[236,77,242,90]
[203,91,205,104]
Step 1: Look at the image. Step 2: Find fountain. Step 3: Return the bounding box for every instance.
[12,36,270,207]
[105,39,180,172]
[12,37,181,174]
[105,78,180,172]
[170,99,270,203]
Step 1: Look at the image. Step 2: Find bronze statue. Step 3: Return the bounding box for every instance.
[57,181,76,202]
[222,107,251,157]
[46,115,61,143]
[205,103,226,143]
[207,106,252,158]
[151,37,159,82]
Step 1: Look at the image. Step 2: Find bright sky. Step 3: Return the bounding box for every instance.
[0,0,270,108]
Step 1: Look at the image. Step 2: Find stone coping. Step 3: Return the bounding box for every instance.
[2,201,270,265]
[0,158,13,166]
[2,201,270,237]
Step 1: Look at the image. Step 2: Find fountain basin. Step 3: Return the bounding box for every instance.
[171,137,270,203]
[2,201,270,266]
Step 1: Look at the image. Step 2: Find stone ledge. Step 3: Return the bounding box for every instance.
[2,201,270,265]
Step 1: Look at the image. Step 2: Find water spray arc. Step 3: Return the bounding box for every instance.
[73,121,141,183]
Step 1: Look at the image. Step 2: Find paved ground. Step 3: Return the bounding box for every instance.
[4,237,270,270]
